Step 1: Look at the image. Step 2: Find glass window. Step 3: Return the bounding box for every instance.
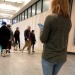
[13,19,15,24]
[0,21,2,24]
[3,19,11,24]
[0,19,2,22]
[43,0,49,12]
[32,4,36,16]
[3,19,7,22]
[0,21,2,26]
[16,17,18,23]
[36,0,42,14]
[28,7,31,18]
[19,14,22,21]
[17,15,20,22]
[22,12,25,21]
[13,18,17,24]
[14,18,16,24]
[12,19,13,24]
[25,10,28,19]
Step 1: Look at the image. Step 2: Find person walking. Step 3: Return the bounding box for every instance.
[40,0,72,75]
[14,27,20,50]
[7,24,14,53]
[0,21,10,57]
[21,26,31,54]
[31,30,36,53]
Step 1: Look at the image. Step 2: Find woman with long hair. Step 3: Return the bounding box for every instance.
[40,0,72,75]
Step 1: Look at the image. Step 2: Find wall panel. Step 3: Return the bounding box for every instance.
[67,0,75,53]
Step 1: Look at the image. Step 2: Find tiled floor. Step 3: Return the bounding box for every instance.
[0,51,75,75]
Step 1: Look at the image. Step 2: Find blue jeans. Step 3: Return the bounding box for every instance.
[42,59,64,75]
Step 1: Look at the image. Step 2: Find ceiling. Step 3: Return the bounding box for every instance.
[0,0,31,19]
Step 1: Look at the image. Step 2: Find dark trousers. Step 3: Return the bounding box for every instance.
[31,43,34,50]
[7,41,11,50]
[15,39,20,49]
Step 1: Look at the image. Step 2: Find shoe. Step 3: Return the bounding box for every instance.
[8,50,10,53]
[2,49,7,57]
[14,49,17,51]
[28,51,30,54]
[19,49,22,51]
[6,50,10,53]
[32,51,35,52]
[21,49,23,52]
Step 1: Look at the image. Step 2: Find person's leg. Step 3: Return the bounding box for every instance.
[15,39,18,50]
[32,44,35,52]
[27,40,31,54]
[7,41,11,53]
[18,39,20,49]
[53,63,65,75]
[14,39,17,50]
[2,49,7,57]
[2,41,9,56]
[17,39,20,49]
[42,59,54,75]
[22,41,28,52]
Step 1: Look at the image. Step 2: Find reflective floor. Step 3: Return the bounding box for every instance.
[0,51,75,75]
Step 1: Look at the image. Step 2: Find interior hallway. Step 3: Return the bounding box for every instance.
[0,51,75,75]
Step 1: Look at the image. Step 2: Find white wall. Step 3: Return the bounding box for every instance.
[67,0,75,53]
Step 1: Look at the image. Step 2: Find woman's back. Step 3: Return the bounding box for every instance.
[40,14,71,63]
[48,14,71,50]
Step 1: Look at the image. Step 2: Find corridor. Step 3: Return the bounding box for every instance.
[0,52,75,75]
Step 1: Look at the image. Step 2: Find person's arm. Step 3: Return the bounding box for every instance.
[24,30,28,39]
[40,16,51,43]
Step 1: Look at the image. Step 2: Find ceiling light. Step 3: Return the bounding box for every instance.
[5,0,23,3]
[24,0,31,5]
[0,13,13,17]
[0,4,19,11]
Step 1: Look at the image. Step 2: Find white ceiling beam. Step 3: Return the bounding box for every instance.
[11,0,38,19]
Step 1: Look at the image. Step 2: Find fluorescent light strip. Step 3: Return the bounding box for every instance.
[0,13,13,17]
[5,0,23,3]
[0,4,19,11]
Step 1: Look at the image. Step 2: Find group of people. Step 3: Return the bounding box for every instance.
[14,26,36,54]
[21,26,36,54]
[0,21,36,57]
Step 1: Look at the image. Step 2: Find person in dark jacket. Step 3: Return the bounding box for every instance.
[40,0,72,75]
[31,30,36,52]
[7,24,14,53]
[14,27,20,50]
[0,21,10,57]
[21,26,31,54]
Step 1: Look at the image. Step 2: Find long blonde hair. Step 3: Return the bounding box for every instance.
[51,0,70,17]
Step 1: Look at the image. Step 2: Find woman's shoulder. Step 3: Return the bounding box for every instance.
[46,14,58,23]
[47,13,58,19]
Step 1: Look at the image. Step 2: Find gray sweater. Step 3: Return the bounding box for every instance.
[40,14,71,63]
